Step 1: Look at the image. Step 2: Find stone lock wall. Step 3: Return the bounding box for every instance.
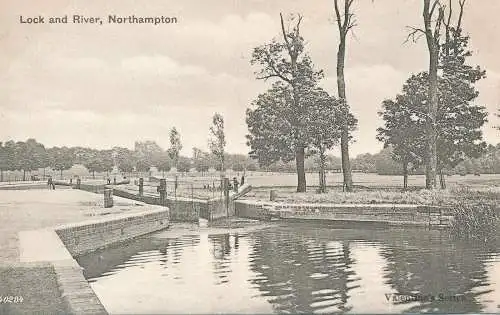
[112,187,234,222]
[234,200,453,227]
[55,209,170,257]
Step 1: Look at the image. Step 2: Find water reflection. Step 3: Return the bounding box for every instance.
[247,230,360,313]
[78,224,500,314]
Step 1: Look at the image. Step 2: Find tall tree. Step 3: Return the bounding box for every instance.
[100,150,114,176]
[135,159,151,174]
[249,13,323,192]
[378,71,487,189]
[0,142,8,182]
[495,109,500,131]
[176,156,192,174]
[3,141,17,178]
[113,147,136,175]
[168,127,182,171]
[306,88,356,193]
[351,153,377,173]
[374,146,404,176]
[84,150,102,179]
[155,152,171,177]
[134,140,163,176]
[192,147,210,174]
[377,82,427,189]
[333,0,357,192]
[12,139,48,181]
[48,147,74,179]
[407,0,478,189]
[247,84,296,169]
[407,0,443,188]
[437,14,487,187]
[209,113,226,175]
[422,0,445,189]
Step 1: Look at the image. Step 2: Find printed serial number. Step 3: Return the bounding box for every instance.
[0,296,24,303]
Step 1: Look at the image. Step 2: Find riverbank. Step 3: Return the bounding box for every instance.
[0,189,169,314]
[246,185,500,206]
[0,189,154,262]
[240,185,500,237]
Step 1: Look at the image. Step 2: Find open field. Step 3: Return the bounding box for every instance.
[3,171,499,203]
[242,172,500,189]
[85,172,500,202]
[240,173,500,205]
[3,165,500,188]
[244,186,500,205]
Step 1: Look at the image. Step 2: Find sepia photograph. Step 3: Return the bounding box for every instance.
[1,0,500,314]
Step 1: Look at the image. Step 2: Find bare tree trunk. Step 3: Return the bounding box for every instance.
[338,47,353,192]
[23,170,26,181]
[221,155,225,176]
[403,160,408,191]
[60,169,63,180]
[296,146,306,192]
[425,51,439,189]
[279,13,306,193]
[335,0,354,192]
[423,0,442,190]
[318,149,327,193]
[439,168,446,189]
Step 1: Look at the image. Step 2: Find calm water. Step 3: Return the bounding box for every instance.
[78,224,500,314]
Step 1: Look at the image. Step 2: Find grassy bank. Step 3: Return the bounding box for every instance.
[247,185,500,240]
[247,185,500,206]
[0,264,68,314]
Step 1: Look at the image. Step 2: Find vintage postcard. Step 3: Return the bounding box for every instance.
[1,0,499,314]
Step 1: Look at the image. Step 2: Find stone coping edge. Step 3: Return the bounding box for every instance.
[283,217,446,228]
[235,199,450,210]
[53,206,166,230]
[18,205,168,315]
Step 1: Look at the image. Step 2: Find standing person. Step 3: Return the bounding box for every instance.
[232,177,239,192]
[47,176,52,189]
[240,172,245,186]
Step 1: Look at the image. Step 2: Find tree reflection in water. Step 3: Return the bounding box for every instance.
[244,225,500,314]
[78,224,500,314]
[209,234,233,284]
[380,232,497,313]
[247,228,360,313]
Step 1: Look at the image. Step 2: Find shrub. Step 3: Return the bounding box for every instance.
[450,201,500,240]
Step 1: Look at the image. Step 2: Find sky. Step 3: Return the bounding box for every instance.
[1,0,499,157]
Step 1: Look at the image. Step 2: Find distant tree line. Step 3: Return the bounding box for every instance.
[352,144,500,177]
[1,137,498,183]
[0,138,257,181]
[259,143,500,177]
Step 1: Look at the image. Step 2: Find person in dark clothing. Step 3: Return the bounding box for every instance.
[47,176,55,190]
[48,177,55,190]
[233,177,239,192]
